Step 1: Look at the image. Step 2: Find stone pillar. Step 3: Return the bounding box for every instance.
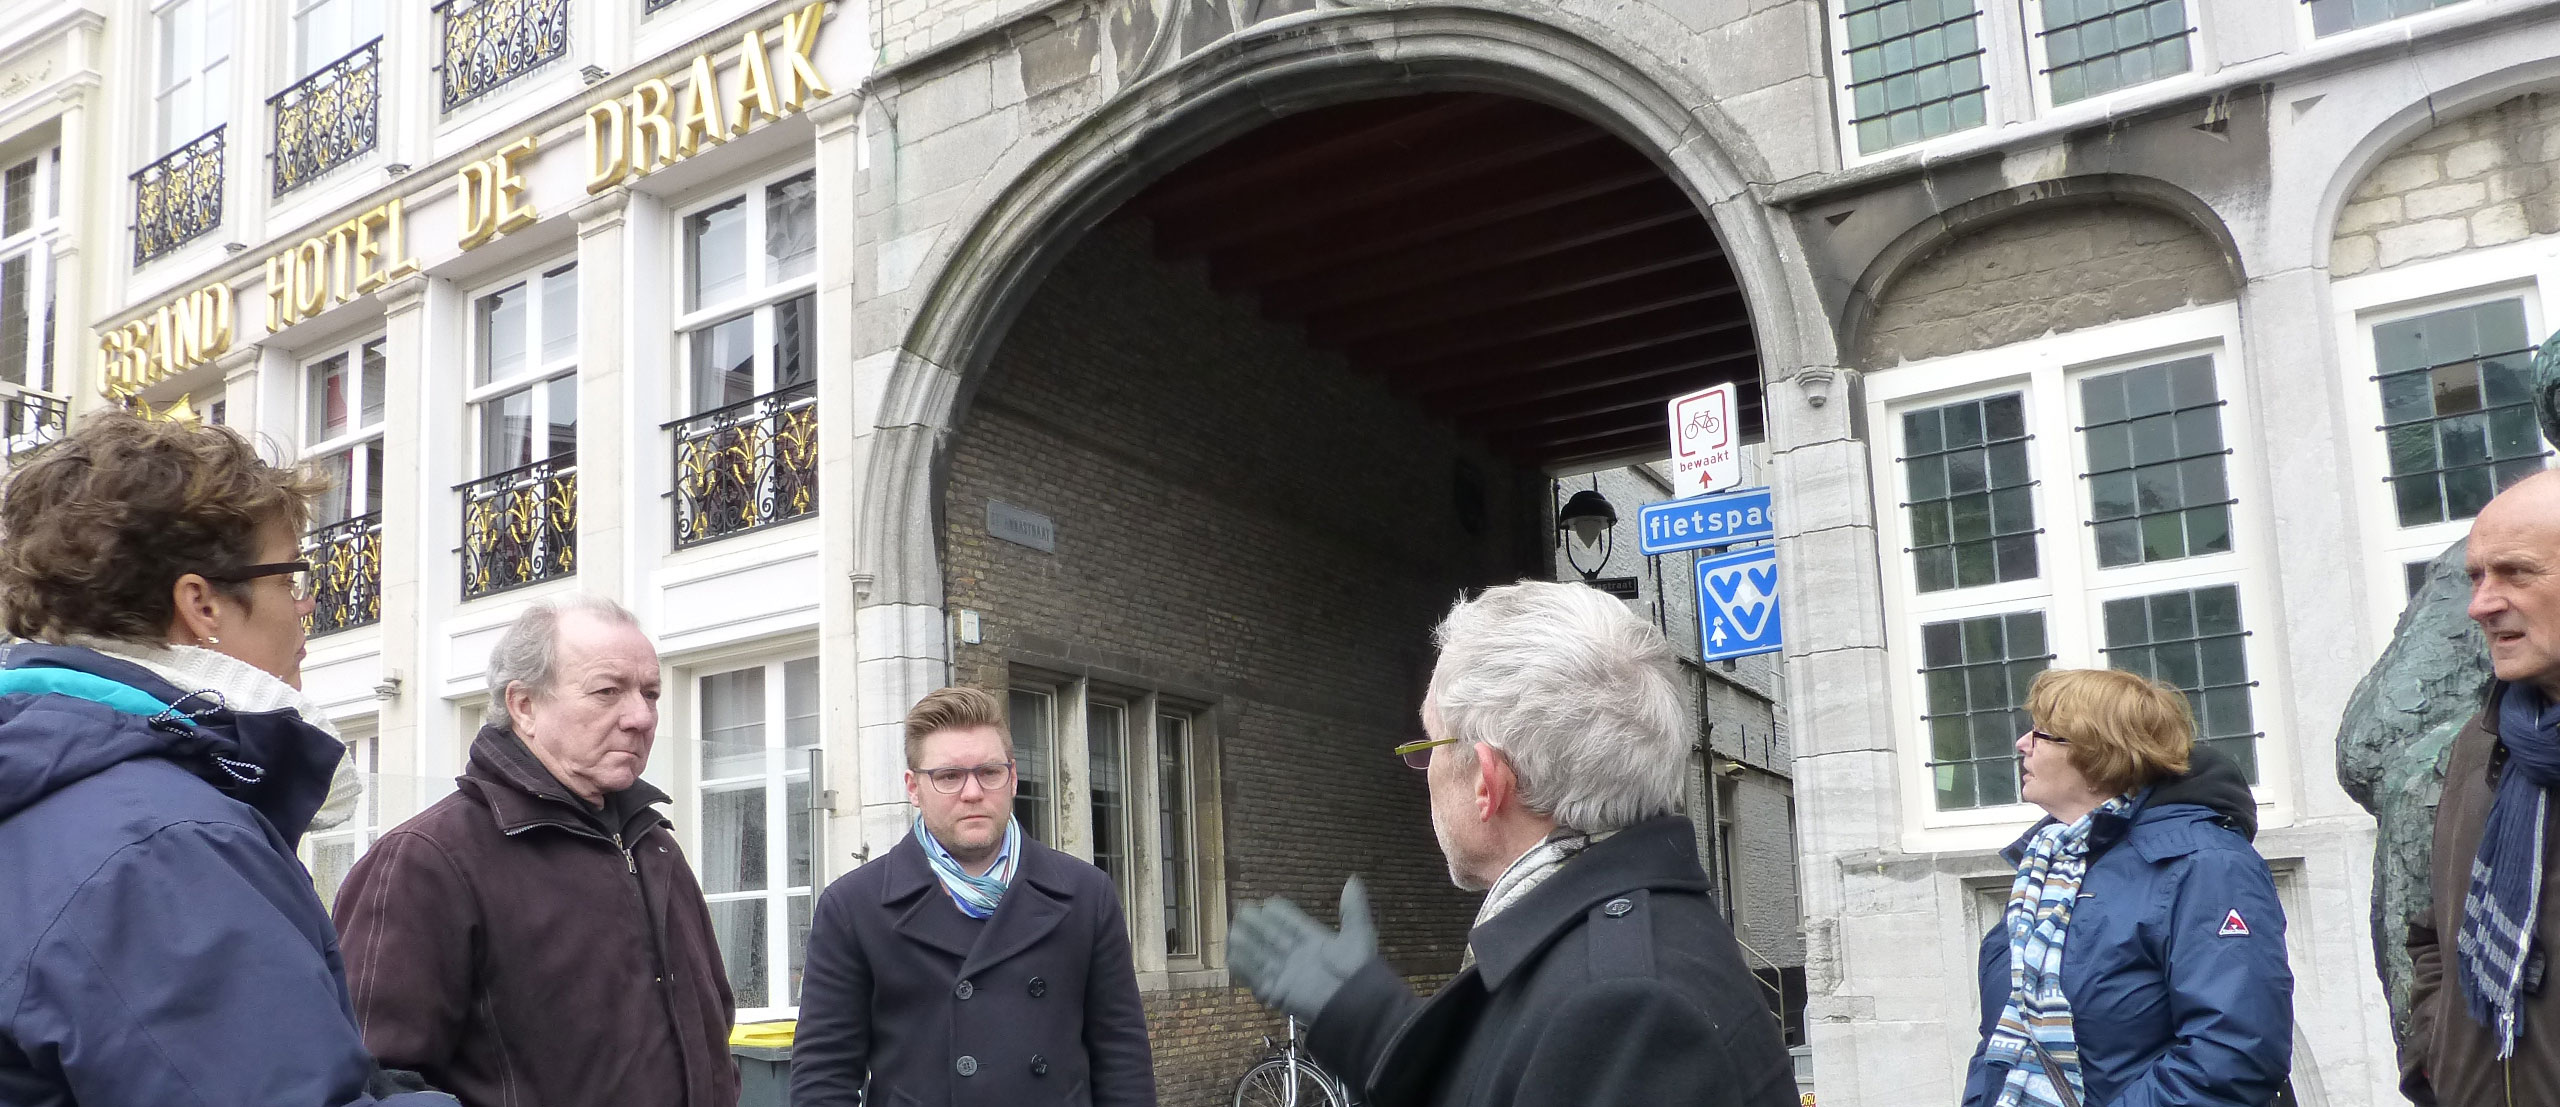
[371,274,433,793]
[46,90,88,409]
[572,189,631,602]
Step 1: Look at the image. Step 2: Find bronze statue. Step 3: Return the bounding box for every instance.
[2337,331,2560,1035]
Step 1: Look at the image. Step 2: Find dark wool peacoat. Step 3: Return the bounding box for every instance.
[789,829,1157,1107]
[333,725,739,1107]
[1305,814,1795,1107]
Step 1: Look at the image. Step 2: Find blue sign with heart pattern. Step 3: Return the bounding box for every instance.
[1696,545,1782,661]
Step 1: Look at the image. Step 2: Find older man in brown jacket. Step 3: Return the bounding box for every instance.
[2406,472,2560,1106]
[334,596,737,1107]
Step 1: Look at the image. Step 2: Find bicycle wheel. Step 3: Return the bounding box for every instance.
[1233,1057,1350,1107]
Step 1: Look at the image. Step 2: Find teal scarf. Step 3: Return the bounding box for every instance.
[914,814,1020,919]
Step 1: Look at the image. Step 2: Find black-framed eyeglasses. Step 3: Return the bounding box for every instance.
[921,761,1016,794]
[2028,728,2069,746]
[1394,736,1460,770]
[205,560,314,601]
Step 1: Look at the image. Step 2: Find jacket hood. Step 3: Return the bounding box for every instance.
[2145,741,2259,841]
[0,643,344,838]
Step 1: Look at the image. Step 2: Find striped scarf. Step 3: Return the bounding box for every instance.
[915,813,1020,919]
[1987,795,2134,1107]
[2458,682,2560,1057]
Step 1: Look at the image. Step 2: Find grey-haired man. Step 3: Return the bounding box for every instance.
[1231,580,1794,1107]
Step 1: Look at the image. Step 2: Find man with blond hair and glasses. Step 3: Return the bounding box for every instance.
[792,686,1156,1107]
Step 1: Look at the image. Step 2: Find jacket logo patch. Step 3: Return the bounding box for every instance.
[2219,909,2250,937]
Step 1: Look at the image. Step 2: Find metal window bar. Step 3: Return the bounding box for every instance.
[303,511,384,636]
[131,126,224,266]
[1841,0,1989,150]
[2036,2,2194,68]
[666,381,818,549]
[435,0,571,113]
[271,38,382,197]
[2303,0,2463,37]
[2035,0,2193,103]
[0,392,66,460]
[458,452,578,600]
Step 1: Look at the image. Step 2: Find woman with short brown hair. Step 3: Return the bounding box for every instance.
[1962,668,2295,1107]
[0,412,453,1105]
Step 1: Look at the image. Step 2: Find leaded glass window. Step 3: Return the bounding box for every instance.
[1904,393,2037,592]
[2081,356,2232,566]
[2306,0,2463,37]
[2041,0,2191,105]
[2372,299,2544,528]
[1843,0,1988,154]
[1922,611,2050,810]
[2102,584,2258,781]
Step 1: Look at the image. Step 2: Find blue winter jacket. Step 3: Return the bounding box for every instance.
[0,643,457,1106]
[1962,749,2294,1107]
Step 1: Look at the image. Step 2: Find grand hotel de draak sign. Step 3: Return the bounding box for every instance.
[98,2,835,403]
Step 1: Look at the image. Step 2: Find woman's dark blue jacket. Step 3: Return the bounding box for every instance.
[1962,746,2294,1107]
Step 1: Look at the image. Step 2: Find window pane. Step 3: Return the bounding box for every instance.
[700,786,768,893]
[3,159,32,236]
[1922,609,2048,810]
[701,666,767,779]
[2371,300,2545,527]
[478,387,532,475]
[0,254,24,387]
[1846,0,1988,153]
[1088,703,1129,894]
[308,353,350,441]
[1008,688,1054,843]
[788,892,812,1005]
[685,198,748,312]
[1903,392,2036,592]
[766,173,816,283]
[688,313,756,414]
[708,898,769,1007]
[2308,0,2462,36]
[774,294,815,388]
[2042,0,2188,105]
[1158,713,1197,958]
[2102,583,2257,783]
[361,340,386,428]
[546,376,577,461]
[541,265,577,365]
[312,448,352,526]
[787,776,812,888]
[2080,356,2230,566]
[477,281,527,385]
[362,439,383,515]
[784,658,820,748]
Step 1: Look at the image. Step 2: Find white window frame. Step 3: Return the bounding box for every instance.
[2019,0,2205,117]
[151,0,233,154]
[1008,671,1219,984]
[1867,304,2291,851]
[300,334,389,528]
[465,259,579,479]
[304,728,379,910]
[0,146,63,399]
[2330,236,2560,650]
[690,652,819,1021]
[290,0,383,79]
[671,165,818,417]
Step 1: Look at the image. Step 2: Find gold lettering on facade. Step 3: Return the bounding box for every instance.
[264,198,416,330]
[580,6,829,195]
[675,54,730,158]
[731,28,781,130]
[631,79,678,177]
[457,136,540,250]
[100,283,231,401]
[778,3,831,112]
[585,100,630,192]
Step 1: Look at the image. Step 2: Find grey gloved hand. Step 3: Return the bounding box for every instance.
[1229,875,1378,1024]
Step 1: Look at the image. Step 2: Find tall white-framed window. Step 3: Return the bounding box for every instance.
[470,262,578,477]
[303,336,387,527]
[152,0,233,152]
[675,168,816,417]
[1868,304,2284,838]
[1007,675,1214,973]
[2332,246,2554,635]
[291,0,383,77]
[694,655,819,1018]
[0,147,62,397]
[308,730,379,909]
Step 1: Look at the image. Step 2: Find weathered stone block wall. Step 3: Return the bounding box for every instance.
[943,220,1541,1100]
[2332,92,2560,277]
[1858,203,2240,368]
[1727,768,1802,969]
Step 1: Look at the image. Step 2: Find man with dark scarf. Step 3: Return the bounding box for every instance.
[2406,470,2560,1105]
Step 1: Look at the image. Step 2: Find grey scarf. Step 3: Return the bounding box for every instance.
[1461,826,1616,969]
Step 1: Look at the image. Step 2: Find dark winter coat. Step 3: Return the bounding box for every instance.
[1304,814,1796,1107]
[1962,745,2294,1107]
[0,643,455,1105]
[2404,683,2560,1107]
[333,724,738,1107]
[789,829,1157,1107]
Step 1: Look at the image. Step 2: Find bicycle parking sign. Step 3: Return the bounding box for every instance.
[1668,383,1740,495]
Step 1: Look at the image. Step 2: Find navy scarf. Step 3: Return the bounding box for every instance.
[2459,682,2560,1056]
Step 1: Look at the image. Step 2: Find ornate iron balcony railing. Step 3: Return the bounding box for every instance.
[304,512,383,636]
[459,453,577,600]
[272,38,382,197]
[437,0,571,112]
[0,392,66,463]
[669,381,817,549]
[132,126,224,266]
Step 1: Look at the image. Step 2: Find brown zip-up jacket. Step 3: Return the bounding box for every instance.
[335,725,739,1107]
[2404,684,2560,1106]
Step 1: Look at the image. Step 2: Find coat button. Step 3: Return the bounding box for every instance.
[955,979,974,1000]
[955,1055,978,1077]
[1603,898,1634,917]
[1028,976,1048,997]
[1031,1054,1050,1077]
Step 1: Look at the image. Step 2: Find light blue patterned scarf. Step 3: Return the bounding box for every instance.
[915,813,1020,919]
[1986,795,2136,1107]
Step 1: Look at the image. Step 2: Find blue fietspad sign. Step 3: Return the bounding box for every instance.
[1697,546,1782,661]
[1639,487,1775,556]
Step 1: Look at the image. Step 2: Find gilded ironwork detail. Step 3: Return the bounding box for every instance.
[670,382,817,548]
[303,512,383,636]
[460,454,578,599]
[272,39,381,196]
[437,0,571,112]
[1,392,66,464]
[132,127,224,266]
